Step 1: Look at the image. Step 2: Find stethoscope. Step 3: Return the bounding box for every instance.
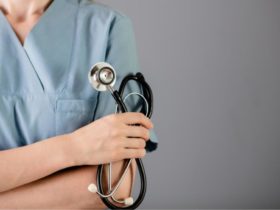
[87,62,153,209]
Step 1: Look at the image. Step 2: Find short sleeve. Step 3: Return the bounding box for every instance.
[93,15,158,152]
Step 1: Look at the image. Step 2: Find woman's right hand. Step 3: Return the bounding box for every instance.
[68,112,154,166]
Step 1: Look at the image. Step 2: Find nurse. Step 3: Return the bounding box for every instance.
[0,0,158,208]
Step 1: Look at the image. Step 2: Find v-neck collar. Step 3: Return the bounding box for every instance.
[0,0,57,47]
[0,0,79,94]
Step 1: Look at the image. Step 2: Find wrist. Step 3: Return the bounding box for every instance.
[57,133,80,168]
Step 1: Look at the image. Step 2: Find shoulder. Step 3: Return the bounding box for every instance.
[76,0,132,26]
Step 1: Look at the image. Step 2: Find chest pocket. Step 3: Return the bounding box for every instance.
[55,99,97,135]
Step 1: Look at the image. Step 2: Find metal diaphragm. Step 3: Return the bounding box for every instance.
[88,62,116,92]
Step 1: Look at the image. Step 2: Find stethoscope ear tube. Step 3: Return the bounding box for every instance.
[117,73,153,119]
[97,158,147,209]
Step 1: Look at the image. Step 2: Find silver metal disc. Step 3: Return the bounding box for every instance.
[88,62,117,92]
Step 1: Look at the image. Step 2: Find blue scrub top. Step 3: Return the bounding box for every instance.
[0,0,158,151]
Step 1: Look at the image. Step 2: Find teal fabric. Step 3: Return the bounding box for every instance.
[0,0,158,151]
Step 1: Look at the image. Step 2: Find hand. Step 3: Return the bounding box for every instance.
[69,112,153,166]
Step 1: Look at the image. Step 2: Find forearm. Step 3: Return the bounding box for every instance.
[0,112,147,206]
[0,160,136,209]
[0,134,75,192]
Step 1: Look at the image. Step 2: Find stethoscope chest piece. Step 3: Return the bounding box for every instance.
[88,62,116,92]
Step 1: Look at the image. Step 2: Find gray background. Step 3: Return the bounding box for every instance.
[99,0,280,208]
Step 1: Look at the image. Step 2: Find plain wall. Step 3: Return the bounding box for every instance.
[98,0,280,208]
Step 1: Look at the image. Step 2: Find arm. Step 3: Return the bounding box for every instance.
[0,160,137,209]
[0,134,75,193]
[0,113,150,193]
[0,113,150,208]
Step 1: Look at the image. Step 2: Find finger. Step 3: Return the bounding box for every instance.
[123,149,146,159]
[124,126,150,141]
[118,112,153,129]
[123,138,146,149]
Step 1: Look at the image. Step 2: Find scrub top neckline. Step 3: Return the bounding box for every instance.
[0,0,79,94]
[0,0,57,48]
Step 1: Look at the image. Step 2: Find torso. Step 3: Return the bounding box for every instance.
[0,0,137,150]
